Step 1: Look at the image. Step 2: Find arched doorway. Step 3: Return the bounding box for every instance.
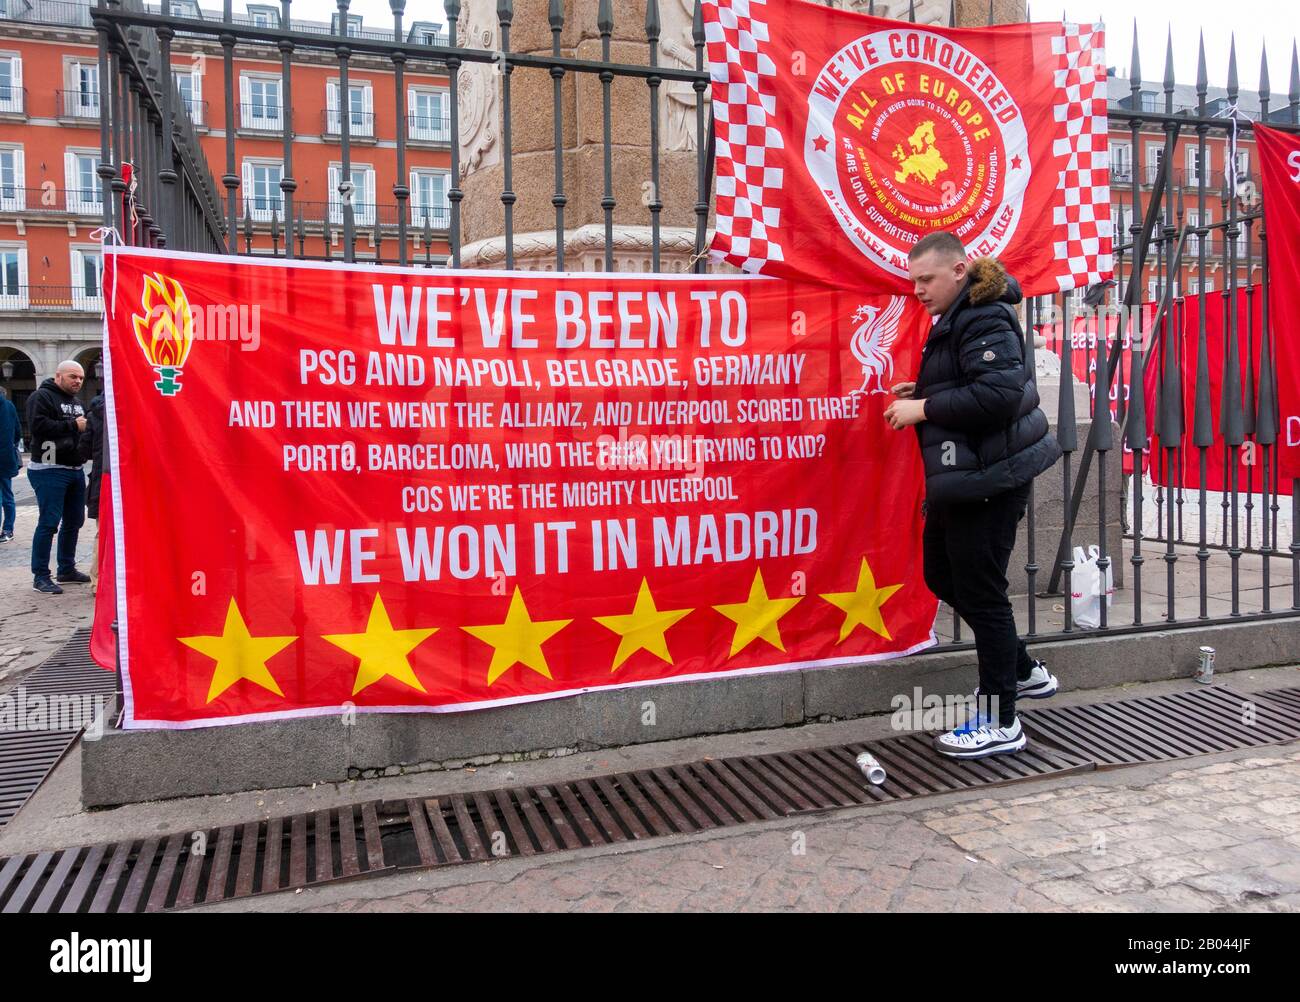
[74,347,105,406]
[0,347,38,447]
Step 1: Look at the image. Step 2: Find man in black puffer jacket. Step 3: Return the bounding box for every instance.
[884,231,1063,759]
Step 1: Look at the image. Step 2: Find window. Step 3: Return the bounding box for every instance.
[1146,278,1159,303]
[326,81,373,137]
[170,0,200,16]
[328,165,375,226]
[1140,91,1160,112]
[247,5,279,28]
[1185,146,1212,186]
[1184,209,1202,256]
[70,247,102,311]
[65,150,102,213]
[0,245,26,308]
[67,60,99,118]
[0,146,23,211]
[240,74,281,130]
[241,159,283,221]
[1233,147,1250,185]
[1145,143,1164,184]
[175,68,202,125]
[410,169,449,228]
[0,54,21,114]
[408,88,449,142]
[1108,141,1132,183]
[331,12,363,37]
[1111,202,1131,248]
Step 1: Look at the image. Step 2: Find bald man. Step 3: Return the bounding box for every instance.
[26,360,90,595]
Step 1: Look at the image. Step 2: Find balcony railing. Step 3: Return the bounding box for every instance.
[0,86,25,115]
[0,285,102,313]
[407,111,451,144]
[0,186,104,215]
[322,108,375,138]
[239,102,282,132]
[59,89,101,119]
[241,200,451,233]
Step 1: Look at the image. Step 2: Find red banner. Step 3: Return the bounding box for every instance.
[702,0,1113,296]
[1036,304,1158,475]
[1256,125,1300,483]
[1144,289,1291,496]
[101,248,939,728]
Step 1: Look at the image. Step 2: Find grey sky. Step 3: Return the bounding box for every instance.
[280,0,1293,93]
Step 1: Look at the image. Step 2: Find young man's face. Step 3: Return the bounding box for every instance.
[908,250,968,317]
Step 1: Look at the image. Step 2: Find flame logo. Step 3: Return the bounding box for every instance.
[132,273,194,396]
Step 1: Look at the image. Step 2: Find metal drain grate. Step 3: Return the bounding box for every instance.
[0,629,117,828]
[0,801,394,913]
[2,683,1298,912]
[1019,685,1300,768]
[0,732,1089,912]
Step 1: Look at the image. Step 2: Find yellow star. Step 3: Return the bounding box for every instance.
[820,556,904,643]
[713,568,802,657]
[178,598,295,703]
[462,586,572,686]
[322,594,437,696]
[593,579,693,672]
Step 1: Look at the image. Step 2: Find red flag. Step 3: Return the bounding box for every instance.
[1255,125,1300,482]
[104,247,937,728]
[702,0,1113,296]
[1144,289,1291,496]
[89,471,118,670]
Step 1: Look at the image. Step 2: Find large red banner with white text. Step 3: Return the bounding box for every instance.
[1256,125,1300,482]
[702,0,1113,296]
[101,248,938,728]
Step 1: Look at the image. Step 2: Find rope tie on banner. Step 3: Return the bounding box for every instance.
[1212,101,1255,198]
[88,226,123,317]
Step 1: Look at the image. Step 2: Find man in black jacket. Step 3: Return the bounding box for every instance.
[884,231,1062,759]
[26,361,90,595]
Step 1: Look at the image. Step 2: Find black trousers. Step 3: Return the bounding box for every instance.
[923,482,1034,727]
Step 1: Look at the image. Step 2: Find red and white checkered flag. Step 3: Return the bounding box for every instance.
[702,0,1113,296]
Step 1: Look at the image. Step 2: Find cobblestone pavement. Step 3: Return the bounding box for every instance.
[197,745,1300,914]
[0,468,97,693]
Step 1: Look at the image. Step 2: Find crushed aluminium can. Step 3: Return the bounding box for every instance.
[1194,646,1216,684]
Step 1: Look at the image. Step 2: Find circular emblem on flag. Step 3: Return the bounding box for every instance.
[805,29,1031,279]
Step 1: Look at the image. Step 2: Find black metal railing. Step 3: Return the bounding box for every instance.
[237,101,282,132]
[0,85,25,114]
[86,0,1300,655]
[406,111,451,143]
[0,285,102,312]
[59,88,101,119]
[321,108,375,138]
[0,186,104,214]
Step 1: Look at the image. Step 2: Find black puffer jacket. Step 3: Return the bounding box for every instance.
[914,257,1062,505]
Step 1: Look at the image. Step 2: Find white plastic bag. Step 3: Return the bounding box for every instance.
[1070,544,1114,629]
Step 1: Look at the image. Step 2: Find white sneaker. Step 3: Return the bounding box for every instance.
[975,660,1059,701]
[933,716,1027,759]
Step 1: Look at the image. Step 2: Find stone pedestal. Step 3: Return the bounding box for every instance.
[457,0,709,272]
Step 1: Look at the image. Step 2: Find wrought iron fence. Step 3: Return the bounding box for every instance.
[89,0,1300,652]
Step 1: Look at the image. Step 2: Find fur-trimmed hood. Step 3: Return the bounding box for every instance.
[966,256,1022,307]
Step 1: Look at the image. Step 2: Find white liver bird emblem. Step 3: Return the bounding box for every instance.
[849,296,907,395]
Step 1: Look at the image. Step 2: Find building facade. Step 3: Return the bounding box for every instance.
[0,0,453,436]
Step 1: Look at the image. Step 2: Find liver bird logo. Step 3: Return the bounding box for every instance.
[849,297,907,395]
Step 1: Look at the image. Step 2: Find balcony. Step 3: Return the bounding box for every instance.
[407,111,451,145]
[0,86,25,117]
[0,186,102,216]
[322,108,375,140]
[59,89,101,121]
[238,200,449,234]
[0,286,102,314]
[239,102,282,133]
